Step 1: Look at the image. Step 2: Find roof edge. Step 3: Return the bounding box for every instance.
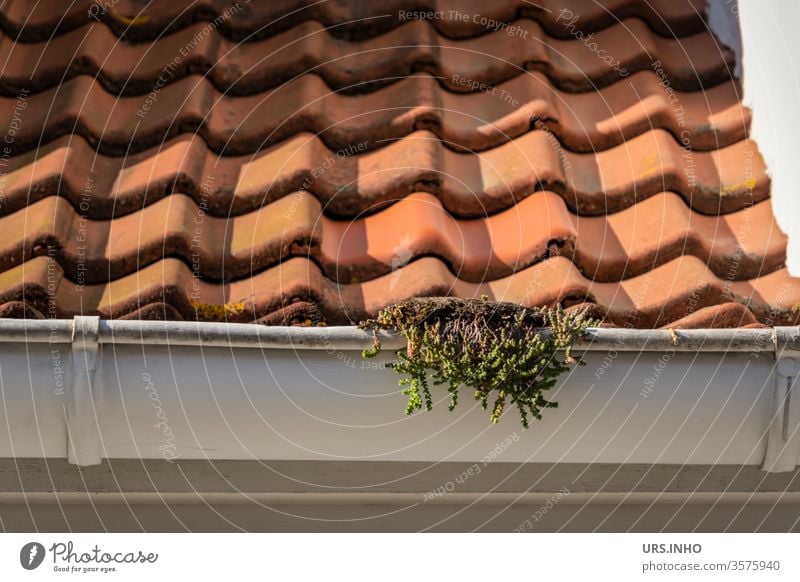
[0,317,794,353]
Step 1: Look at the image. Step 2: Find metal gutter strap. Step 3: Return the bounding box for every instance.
[67,316,102,466]
[763,327,800,472]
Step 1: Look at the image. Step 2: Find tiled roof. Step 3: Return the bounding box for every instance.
[0,0,798,327]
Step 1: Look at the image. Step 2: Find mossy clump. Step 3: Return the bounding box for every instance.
[360,297,599,428]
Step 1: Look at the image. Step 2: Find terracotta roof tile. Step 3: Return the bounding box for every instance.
[0,18,733,96]
[0,0,796,328]
[1,191,785,284]
[4,255,798,328]
[0,0,709,42]
[0,68,749,152]
[0,67,746,157]
[0,130,766,218]
[660,302,761,329]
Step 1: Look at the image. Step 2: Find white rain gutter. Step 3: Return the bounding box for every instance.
[0,317,798,472]
[0,316,791,352]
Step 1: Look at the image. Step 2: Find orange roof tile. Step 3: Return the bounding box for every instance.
[0,0,796,328]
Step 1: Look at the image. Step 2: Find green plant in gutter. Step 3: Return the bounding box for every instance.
[359,297,599,428]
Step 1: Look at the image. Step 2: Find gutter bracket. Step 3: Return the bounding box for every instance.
[763,327,800,472]
[67,316,102,466]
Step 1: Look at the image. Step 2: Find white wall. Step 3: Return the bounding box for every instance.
[718,0,800,275]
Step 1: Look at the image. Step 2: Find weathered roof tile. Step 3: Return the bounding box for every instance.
[0,0,795,328]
